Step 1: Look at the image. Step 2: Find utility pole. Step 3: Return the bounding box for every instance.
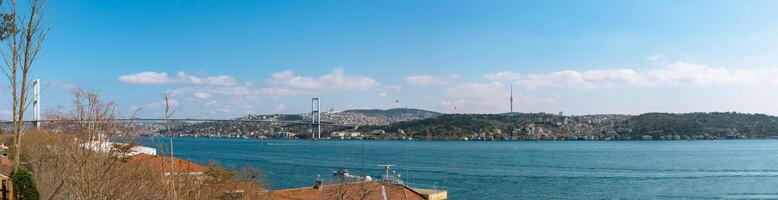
[312,97,321,139]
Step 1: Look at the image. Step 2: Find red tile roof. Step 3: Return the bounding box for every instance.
[130,153,208,174]
[207,182,264,193]
[271,181,426,200]
[206,182,268,199]
[0,156,12,177]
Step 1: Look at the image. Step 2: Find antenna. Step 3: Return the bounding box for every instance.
[378,164,396,179]
[378,164,404,185]
[510,82,514,113]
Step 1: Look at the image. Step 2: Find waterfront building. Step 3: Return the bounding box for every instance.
[273,131,296,139]
[331,131,363,139]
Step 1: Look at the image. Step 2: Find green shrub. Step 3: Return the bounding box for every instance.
[10,168,39,200]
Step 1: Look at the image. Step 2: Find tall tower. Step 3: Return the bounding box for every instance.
[311,97,321,139]
[33,79,40,128]
[509,82,513,113]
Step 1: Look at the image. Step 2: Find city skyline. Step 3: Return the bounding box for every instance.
[16,0,778,118]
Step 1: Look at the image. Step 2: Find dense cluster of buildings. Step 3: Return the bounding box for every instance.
[323,111,395,126]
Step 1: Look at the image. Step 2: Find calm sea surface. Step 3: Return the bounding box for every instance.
[139,137,778,199]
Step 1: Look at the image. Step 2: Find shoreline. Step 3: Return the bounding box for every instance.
[140,135,778,142]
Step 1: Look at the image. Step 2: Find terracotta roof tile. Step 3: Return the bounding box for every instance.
[130,153,208,174]
[0,156,13,177]
[271,181,426,200]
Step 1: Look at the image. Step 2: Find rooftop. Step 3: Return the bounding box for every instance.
[130,153,208,175]
[271,181,430,200]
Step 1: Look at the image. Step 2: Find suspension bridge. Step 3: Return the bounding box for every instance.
[3,79,353,139]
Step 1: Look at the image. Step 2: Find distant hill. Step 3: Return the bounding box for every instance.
[360,112,777,140]
[324,108,441,126]
[623,112,778,137]
[363,113,627,140]
[160,111,778,140]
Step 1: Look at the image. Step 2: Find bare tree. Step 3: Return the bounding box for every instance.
[0,0,48,170]
[23,89,170,199]
[163,93,179,200]
[11,88,268,200]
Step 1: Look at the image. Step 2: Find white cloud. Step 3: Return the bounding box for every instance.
[119,71,171,84]
[646,54,663,61]
[484,71,522,82]
[404,75,458,86]
[640,61,758,86]
[501,61,778,90]
[147,68,380,116]
[204,100,219,106]
[263,68,379,97]
[520,69,640,89]
[119,71,237,86]
[442,81,552,113]
[192,92,211,99]
[378,92,388,98]
[383,85,402,91]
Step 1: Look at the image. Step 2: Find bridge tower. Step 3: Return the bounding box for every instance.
[33,79,41,128]
[311,97,321,139]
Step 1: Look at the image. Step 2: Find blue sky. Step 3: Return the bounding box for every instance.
[17,0,778,118]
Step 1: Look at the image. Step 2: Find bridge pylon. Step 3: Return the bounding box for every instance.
[311,97,321,139]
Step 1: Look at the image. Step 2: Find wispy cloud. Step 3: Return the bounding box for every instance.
[131,67,381,117]
[119,71,237,86]
[494,61,778,90]
[405,74,458,86]
[441,81,553,113]
[484,71,521,82]
[262,68,379,98]
[645,53,663,61]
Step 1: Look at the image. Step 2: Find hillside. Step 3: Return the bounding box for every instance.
[623,112,778,138]
[159,111,778,140]
[363,113,627,140]
[160,108,442,137]
[362,112,778,140]
[325,108,441,125]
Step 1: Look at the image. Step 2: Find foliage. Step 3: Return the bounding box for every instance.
[623,112,778,137]
[362,112,778,140]
[11,168,39,200]
[364,113,607,139]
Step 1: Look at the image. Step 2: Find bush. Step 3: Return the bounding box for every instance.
[10,168,39,200]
